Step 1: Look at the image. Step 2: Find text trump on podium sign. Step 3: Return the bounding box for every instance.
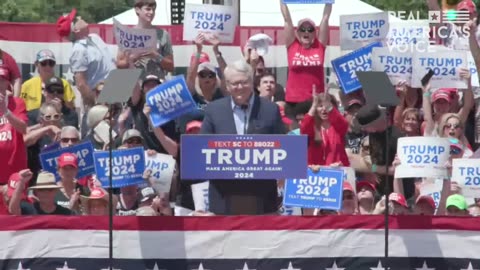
[284,168,345,210]
[180,135,308,180]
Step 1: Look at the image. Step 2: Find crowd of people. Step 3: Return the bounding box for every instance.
[0,0,479,217]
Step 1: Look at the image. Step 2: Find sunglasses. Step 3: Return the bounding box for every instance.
[40,60,55,67]
[343,193,355,200]
[445,123,461,129]
[198,72,216,79]
[61,137,79,144]
[42,114,61,121]
[46,87,64,95]
[126,137,142,145]
[299,27,315,33]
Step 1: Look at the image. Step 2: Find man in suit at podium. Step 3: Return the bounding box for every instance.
[200,60,286,215]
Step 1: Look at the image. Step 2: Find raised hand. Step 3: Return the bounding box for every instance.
[396,80,408,98]
[18,169,33,184]
[194,33,206,52]
[459,68,471,80]
[249,49,260,65]
[466,18,477,34]
[207,34,221,49]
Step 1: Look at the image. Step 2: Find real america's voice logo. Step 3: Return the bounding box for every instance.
[386,10,472,53]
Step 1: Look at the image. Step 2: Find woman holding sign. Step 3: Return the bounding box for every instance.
[422,69,473,137]
[397,108,421,137]
[280,0,332,118]
[301,91,349,167]
[186,33,226,100]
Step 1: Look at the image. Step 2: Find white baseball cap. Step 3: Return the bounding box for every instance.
[246,33,273,56]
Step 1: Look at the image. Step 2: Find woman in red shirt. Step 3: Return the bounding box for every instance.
[301,92,349,166]
[280,0,332,117]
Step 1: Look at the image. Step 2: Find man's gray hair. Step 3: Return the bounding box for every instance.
[224,60,254,82]
[61,126,80,138]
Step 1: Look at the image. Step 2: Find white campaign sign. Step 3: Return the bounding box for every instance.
[467,53,480,88]
[183,3,237,43]
[385,20,430,53]
[395,137,450,179]
[372,47,412,85]
[340,12,389,50]
[191,181,210,211]
[411,50,468,88]
[420,178,444,210]
[144,152,176,193]
[113,18,157,53]
[452,159,480,198]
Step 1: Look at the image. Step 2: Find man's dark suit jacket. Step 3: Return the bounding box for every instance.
[200,95,286,215]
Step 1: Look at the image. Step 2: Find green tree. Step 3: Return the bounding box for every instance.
[0,0,133,23]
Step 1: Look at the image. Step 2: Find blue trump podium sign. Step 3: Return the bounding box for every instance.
[283,0,334,3]
[146,75,196,127]
[331,41,382,94]
[180,134,308,180]
[93,147,146,188]
[40,141,95,180]
[283,168,344,210]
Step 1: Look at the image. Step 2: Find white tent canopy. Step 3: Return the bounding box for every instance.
[240,0,401,26]
[100,0,401,26]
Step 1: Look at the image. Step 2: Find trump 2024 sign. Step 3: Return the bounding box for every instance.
[180,135,308,180]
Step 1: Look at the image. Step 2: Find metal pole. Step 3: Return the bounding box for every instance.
[108,104,114,269]
[384,108,391,262]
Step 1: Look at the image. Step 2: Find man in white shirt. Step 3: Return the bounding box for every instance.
[56,9,116,108]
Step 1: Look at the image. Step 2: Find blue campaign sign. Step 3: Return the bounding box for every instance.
[331,41,382,94]
[40,141,95,181]
[283,168,344,210]
[146,75,196,127]
[180,134,308,180]
[283,0,334,3]
[93,147,146,188]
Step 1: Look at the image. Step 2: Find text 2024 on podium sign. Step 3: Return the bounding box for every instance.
[180,135,308,180]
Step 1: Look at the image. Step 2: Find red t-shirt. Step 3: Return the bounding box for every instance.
[0,50,21,83]
[0,96,28,185]
[285,39,326,103]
